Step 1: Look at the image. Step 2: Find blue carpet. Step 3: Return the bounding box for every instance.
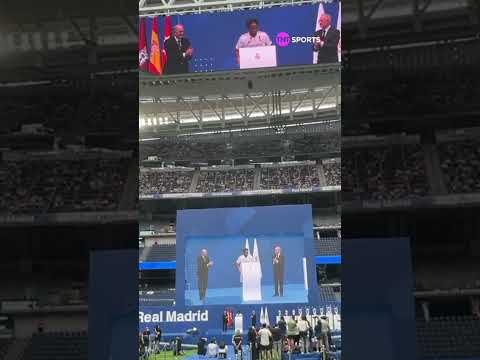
[186,284,308,305]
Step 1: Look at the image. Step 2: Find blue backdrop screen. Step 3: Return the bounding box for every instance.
[143,2,340,73]
[176,205,318,306]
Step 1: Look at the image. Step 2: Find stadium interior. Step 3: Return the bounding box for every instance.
[0,0,478,359]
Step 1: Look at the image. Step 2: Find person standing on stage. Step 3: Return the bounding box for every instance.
[272,246,285,297]
[164,24,193,74]
[235,248,254,282]
[313,14,340,64]
[235,18,272,65]
[197,248,213,302]
[251,310,257,327]
[223,310,228,332]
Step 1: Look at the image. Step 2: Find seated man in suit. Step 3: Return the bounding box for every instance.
[164,24,193,75]
[313,14,340,64]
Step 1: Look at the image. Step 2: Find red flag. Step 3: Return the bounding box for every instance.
[138,18,149,71]
[148,17,162,75]
[227,310,234,327]
[162,16,172,67]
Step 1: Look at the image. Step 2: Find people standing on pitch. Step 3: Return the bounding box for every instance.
[197,248,213,303]
[272,246,285,297]
[258,323,273,360]
[232,329,243,360]
[154,325,162,352]
[235,19,272,64]
[297,314,311,354]
[197,338,207,356]
[248,326,259,360]
[313,14,340,64]
[164,24,193,75]
[277,316,287,338]
[142,327,151,354]
[317,315,331,352]
[286,316,299,352]
[173,336,183,356]
[271,323,283,359]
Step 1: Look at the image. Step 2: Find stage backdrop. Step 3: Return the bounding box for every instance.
[176,205,319,306]
[143,1,340,73]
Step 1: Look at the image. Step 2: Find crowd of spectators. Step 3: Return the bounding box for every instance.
[196,169,255,193]
[342,144,429,201]
[139,163,333,195]
[323,162,340,186]
[0,158,129,213]
[139,170,193,195]
[260,165,320,190]
[438,139,480,194]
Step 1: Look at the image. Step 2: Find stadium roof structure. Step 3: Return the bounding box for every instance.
[139,63,340,136]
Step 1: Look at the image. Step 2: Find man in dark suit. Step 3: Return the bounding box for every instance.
[164,24,193,75]
[197,248,213,302]
[313,14,340,64]
[222,310,228,332]
[272,246,285,296]
[251,310,257,327]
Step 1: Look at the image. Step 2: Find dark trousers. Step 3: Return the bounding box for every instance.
[274,274,284,296]
[198,275,208,300]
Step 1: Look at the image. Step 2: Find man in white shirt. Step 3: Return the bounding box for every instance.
[235,19,272,64]
[235,248,254,282]
[257,323,272,358]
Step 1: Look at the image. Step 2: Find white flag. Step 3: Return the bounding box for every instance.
[253,238,262,278]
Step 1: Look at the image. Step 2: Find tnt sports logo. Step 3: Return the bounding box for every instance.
[276,32,322,47]
[275,32,290,47]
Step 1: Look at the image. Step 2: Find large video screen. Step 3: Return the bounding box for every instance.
[139,1,341,75]
[175,205,317,306]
